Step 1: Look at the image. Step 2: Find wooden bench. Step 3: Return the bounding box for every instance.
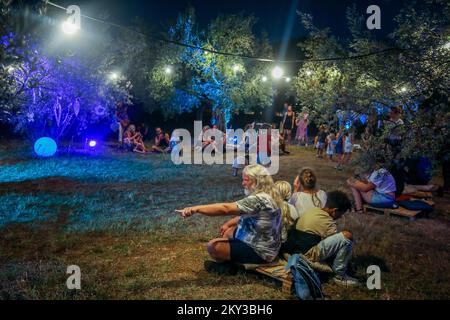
[363,205,422,221]
[405,191,433,199]
[238,262,293,294]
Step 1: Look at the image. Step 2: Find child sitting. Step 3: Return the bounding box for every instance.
[282,190,359,286]
[275,181,300,243]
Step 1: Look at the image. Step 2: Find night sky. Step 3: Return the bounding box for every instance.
[52,0,414,43]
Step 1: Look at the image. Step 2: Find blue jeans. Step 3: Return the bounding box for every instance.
[317,233,353,276]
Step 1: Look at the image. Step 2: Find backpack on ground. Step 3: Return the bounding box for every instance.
[285,254,324,300]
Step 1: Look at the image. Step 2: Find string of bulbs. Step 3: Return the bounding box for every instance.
[43,0,403,64]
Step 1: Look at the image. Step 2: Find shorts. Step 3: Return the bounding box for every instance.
[316,142,325,149]
[371,191,396,206]
[344,144,353,153]
[229,239,267,264]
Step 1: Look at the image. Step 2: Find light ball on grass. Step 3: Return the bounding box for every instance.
[34,137,57,157]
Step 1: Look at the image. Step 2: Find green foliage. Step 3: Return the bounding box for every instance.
[142,9,275,126]
[293,1,450,167]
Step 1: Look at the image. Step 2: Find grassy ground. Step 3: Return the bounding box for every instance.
[0,141,449,300]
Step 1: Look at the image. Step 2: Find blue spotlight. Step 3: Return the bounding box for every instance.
[34,137,57,157]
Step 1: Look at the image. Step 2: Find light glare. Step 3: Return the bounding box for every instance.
[272,66,284,79]
[62,20,79,35]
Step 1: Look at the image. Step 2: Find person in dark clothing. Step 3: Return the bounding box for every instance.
[152,127,171,153]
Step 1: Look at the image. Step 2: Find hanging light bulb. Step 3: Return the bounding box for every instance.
[165,66,173,74]
[62,19,79,35]
[272,66,284,79]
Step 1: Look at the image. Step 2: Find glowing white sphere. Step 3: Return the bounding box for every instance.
[272,66,284,79]
[62,20,79,35]
[286,77,291,83]
[262,76,268,82]
[109,72,119,80]
[165,66,173,74]
[306,70,313,76]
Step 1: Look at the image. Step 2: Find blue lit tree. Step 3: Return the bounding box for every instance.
[1,3,132,142]
[146,9,275,129]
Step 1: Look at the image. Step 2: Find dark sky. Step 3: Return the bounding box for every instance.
[53,0,414,43]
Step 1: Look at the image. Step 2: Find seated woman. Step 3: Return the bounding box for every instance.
[275,181,299,244]
[177,164,283,273]
[289,168,327,218]
[123,125,146,153]
[347,162,397,212]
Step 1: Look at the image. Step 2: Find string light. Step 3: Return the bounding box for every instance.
[262,76,268,82]
[165,66,173,74]
[272,66,284,79]
[42,0,406,65]
[109,72,119,80]
[62,20,79,35]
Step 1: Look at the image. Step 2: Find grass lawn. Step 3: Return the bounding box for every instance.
[0,141,449,300]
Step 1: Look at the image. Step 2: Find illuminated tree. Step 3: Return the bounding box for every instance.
[293,0,450,168]
[0,2,132,141]
[145,9,275,128]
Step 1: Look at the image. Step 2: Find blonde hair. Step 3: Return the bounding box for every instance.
[275,181,295,236]
[275,181,292,201]
[243,165,283,208]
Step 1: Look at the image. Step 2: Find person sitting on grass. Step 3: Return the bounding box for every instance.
[123,125,146,153]
[275,181,299,244]
[346,159,397,213]
[151,127,171,154]
[282,190,359,286]
[290,168,327,218]
[177,164,283,274]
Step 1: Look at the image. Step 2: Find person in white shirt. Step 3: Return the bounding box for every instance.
[347,164,397,212]
[289,168,327,218]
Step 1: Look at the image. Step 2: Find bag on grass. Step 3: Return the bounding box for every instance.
[399,200,434,213]
[285,254,324,300]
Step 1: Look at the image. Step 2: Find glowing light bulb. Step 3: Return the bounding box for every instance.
[272,66,284,79]
[109,72,119,80]
[62,20,79,35]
